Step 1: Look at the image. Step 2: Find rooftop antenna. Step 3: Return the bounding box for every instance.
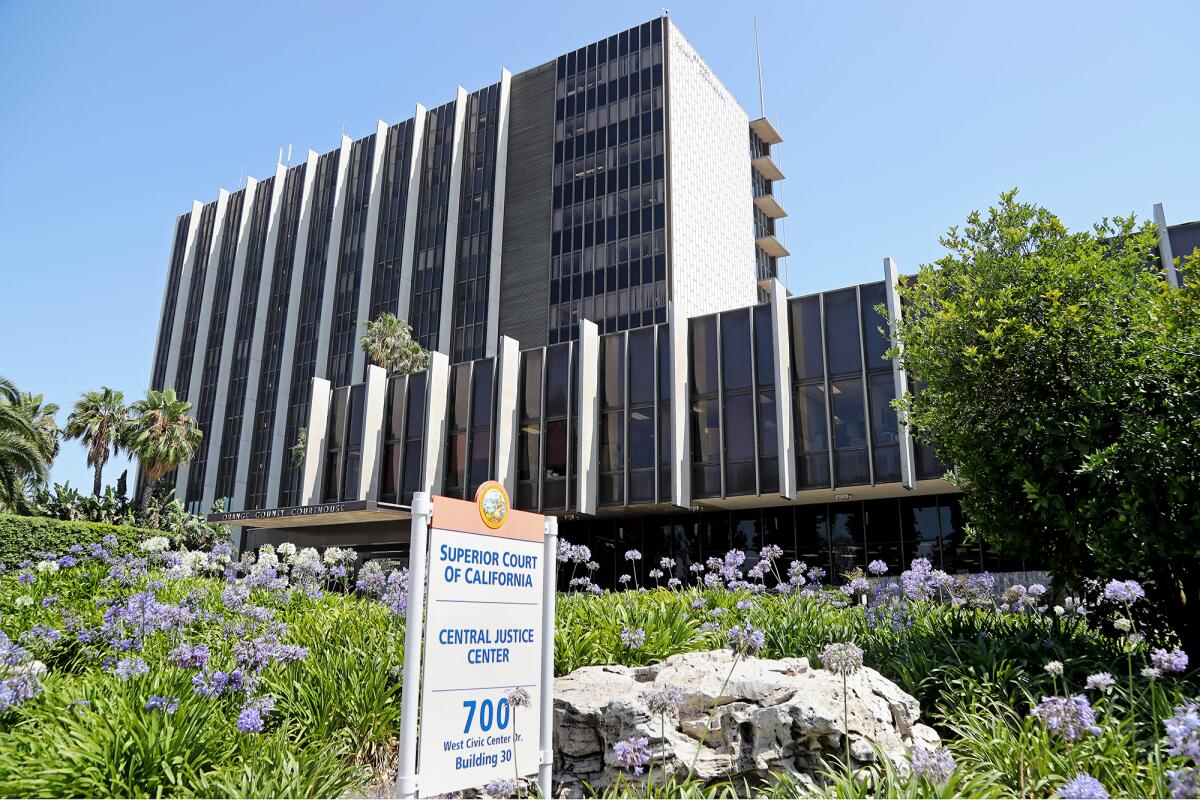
[754,17,766,118]
[661,8,670,16]
[277,147,284,166]
[286,144,293,165]
[238,164,244,188]
[341,117,346,138]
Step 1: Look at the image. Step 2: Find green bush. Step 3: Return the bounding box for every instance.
[0,514,152,567]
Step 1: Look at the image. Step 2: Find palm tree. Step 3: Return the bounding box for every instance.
[126,388,202,513]
[15,392,61,465]
[360,313,430,376]
[0,376,52,513]
[65,387,129,497]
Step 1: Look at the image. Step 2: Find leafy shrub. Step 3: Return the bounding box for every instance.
[0,514,150,567]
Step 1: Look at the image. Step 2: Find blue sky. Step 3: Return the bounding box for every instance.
[2,0,1197,493]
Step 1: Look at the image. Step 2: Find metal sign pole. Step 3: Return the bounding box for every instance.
[396,492,432,799]
[538,515,559,798]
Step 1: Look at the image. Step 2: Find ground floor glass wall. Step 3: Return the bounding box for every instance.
[556,494,1029,591]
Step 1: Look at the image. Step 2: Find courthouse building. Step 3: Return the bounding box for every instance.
[149,16,1196,583]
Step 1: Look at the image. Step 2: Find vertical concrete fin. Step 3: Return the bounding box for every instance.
[669,302,690,508]
[423,351,451,496]
[396,105,427,322]
[360,365,388,501]
[437,87,470,354]
[884,257,916,490]
[768,279,795,498]
[302,377,332,505]
[351,121,392,381]
[576,319,600,515]
[494,335,521,496]
[484,70,513,358]
[1153,203,1180,289]
[314,135,354,379]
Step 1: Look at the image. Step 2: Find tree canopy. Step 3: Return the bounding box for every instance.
[893,189,1200,643]
[359,313,429,376]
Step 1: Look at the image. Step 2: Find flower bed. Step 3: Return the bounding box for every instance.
[0,536,1195,798]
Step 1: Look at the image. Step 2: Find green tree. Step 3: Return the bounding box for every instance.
[892,190,1200,645]
[126,388,202,513]
[291,427,307,468]
[0,377,51,512]
[64,387,129,497]
[359,313,429,376]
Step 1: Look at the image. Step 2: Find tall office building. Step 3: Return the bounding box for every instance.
[150,16,779,514]
[149,15,1192,580]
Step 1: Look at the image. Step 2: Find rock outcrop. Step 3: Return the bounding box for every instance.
[553,649,938,794]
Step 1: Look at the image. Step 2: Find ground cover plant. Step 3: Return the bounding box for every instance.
[0,537,1195,799]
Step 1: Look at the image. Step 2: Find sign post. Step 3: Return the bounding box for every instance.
[395,484,556,798]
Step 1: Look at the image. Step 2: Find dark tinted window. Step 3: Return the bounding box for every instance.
[720,309,752,391]
[860,282,890,371]
[789,297,824,380]
[690,316,718,395]
[823,289,862,376]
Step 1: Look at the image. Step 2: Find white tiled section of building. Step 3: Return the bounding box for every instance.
[665,21,758,319]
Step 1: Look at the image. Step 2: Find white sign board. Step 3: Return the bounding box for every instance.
[416,487,546,797]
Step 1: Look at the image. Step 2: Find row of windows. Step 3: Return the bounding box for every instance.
[245,164,307,509]
[327,135,377,388]
[550,19,668,347]
[280,150,342,507]
[186,188,247,509]
[367,119,417,329]
[408,101,457,350]
[150,213,192,392]
[172,201,219,401]
[215,177,275,503]
[450,84,502,363]
[556,495,1028,591]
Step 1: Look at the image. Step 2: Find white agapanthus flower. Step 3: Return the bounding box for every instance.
[277,542,297,563]
[35,560,59,573]
[140,536,170,554]
[1113,618,1132,633]
[1044,661,1064,677]
[14,595,34,607]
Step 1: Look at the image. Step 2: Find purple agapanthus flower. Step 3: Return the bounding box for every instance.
[114,657,149,680]
[727,624,765,656]
[640,684,685,714]
[612,736,652,775]
[910,745,956,785]
[1165,703,1200,761]
[145,695,179,714]
[1032,695,1102,742]
[868,560,888,576]
[620,627,646,649]
[484,778,520,798]
[1056,773,1109,799]
[1168,768,1198,800]
[168,643,210,670]
[624,549,642,562]
[1102,579,1145,605]
[1150,648,1189,674]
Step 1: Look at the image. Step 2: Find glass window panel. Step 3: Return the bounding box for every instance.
[873,445,901,483]
[794,383,828,450]
[520,351,542,420]
[629,470,654,503]
[823,289,862,376]
[757,388,777,458]
[444,432,467,496]
[546,344,571,417]
[468,430,490,493]
[720,309,752,391]
[831,378,866,448]
[601,334,625,409]
[834,449,870,486]
[689,316,718,395]
[692,465,720,498]
[448,365,471,430]
[342,451,361,500]
[629,407,654,470]
[328,388,348,449]
[600,410,623,472]
[798,451,830,490]
[347,385,365,448]
[545,419,568,477]
[863,499,902,574]
[753,304,775,387]
[830,504,864,578]
[731,511,761,565]
[789,297,824,381]
[723,393,755,463]
[690,398,720,464]
[404,372,426,439]
[387,377,407,439]
[471,360,494,428]
[795,505,831,578]
[901,498,942,568]
[860,282,891,371]
[657,324,671,400]
[518,427,540,481]
[868,372,899,445]
[629,327,654,405]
